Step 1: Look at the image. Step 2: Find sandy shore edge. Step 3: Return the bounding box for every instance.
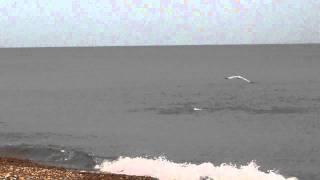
[0,157,156,180]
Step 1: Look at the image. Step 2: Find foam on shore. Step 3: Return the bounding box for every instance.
[96,156,298,180]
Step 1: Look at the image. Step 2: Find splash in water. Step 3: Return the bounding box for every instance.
[96,156,298,180]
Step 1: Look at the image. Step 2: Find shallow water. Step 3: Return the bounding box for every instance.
[0,144,97,170]
[0,45,320,179]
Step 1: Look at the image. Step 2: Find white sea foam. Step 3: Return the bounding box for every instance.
[96,156,298,180]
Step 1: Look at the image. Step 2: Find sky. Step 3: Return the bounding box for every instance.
[0,0,319,47]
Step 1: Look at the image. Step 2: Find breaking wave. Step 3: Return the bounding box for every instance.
[96,156,298,180]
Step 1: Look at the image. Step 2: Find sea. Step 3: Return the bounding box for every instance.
[0,44,319,180]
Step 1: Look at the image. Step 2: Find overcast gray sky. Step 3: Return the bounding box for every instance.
[0,0,319,47]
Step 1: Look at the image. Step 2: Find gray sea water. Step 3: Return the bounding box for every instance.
[0,45,320,179]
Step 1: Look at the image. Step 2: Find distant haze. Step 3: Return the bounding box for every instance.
[0,0,319,47]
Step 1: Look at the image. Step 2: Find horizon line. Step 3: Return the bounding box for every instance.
[1,42,320,50]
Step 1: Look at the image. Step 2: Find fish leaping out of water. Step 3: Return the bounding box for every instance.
[225,75,253,83]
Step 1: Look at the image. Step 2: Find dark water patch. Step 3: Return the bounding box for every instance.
[311,97,320,102]
[158,102,198,115]
[0,122,7,129]
[127,107,157,113]
[0,144,96,170]
[207,106,311,114]
[127,108,140,112]
[250,106,311,114]
[0,132,98,142]
[143,107,158,112]
[137,102,199,115]
[157,106,195,115]
[137,103,313,115]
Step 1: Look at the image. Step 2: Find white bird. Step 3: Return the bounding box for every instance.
[225,75,253,83]
[193,107,203,111]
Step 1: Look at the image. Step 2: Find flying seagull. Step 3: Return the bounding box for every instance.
[225,75,253,83]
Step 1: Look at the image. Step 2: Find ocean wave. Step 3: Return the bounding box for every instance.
[96,156,298,180]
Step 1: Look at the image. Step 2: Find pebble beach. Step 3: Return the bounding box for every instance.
[0,157,156,180]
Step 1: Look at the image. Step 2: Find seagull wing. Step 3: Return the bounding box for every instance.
[238,76,251,83]
[226,76,252,83]
[226,76,239,79]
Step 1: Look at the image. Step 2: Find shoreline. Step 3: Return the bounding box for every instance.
[0,156,156,180]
